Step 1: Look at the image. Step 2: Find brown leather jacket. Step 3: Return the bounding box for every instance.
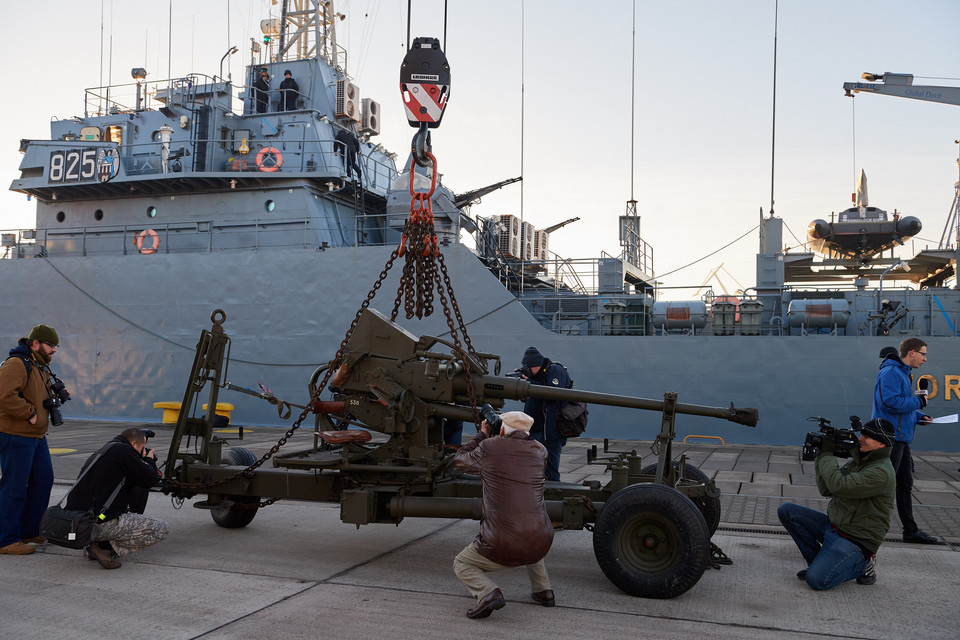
[0,350,51,438]
[454,430,554,566]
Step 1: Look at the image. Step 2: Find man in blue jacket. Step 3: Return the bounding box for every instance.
[518,347,569,482]
[871,337,937,544]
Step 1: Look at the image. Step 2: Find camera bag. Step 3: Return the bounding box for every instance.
[557,400,588,438]
[40,444,124,550]
[547,360,588,438]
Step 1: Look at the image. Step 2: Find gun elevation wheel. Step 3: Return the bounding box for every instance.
[593,483,710,599]
[640,462,720,535]
[210,447,260,528]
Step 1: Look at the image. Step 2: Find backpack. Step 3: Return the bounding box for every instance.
[551,361,588,438]
[4,353,33,384]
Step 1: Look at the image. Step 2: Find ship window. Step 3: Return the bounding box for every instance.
[105,125,123,146]
[94,209,104,221]
[265,200,276,213]
[146,206,157,218]
[56,211,65,223]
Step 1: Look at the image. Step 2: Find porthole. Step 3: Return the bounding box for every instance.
[56,211,65,223]
[265,200,276,213]
[94,209,104,221]
[147,206,157,218]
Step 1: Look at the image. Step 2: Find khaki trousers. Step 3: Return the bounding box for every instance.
[453,543,551,600]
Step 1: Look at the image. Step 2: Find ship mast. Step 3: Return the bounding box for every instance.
[619,0,642,269]
[274,0,344,71]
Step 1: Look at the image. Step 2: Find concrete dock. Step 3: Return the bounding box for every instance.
[2,421,958,639]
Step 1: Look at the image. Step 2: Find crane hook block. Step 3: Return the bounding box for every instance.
[400,37,450,128]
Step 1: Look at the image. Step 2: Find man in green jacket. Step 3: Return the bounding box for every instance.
[778,418,896,590]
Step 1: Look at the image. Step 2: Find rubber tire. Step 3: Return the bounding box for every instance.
[210,447,260,528]
[593,483,710,599]
[640,462,721,535]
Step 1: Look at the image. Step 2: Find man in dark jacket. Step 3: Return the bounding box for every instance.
[0,324,60,555]
[871,337,937,544]
[253,68,270,114]
[334,125,362,180]
[279,69,299,111]
[519,346,569,481]
[778,418,896,590]
[453,411,555,619]
[66,428,168,569]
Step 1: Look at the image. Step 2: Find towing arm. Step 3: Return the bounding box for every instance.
[843,72,960,106]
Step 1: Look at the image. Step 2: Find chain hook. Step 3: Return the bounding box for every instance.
[411,124,432,168]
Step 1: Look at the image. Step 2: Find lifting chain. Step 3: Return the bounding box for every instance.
[392,146,480,424]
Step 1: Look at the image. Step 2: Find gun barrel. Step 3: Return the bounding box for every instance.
[455,375,757,426]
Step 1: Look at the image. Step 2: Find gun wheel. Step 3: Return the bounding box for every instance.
[640,462,721,535]
[210,447,260,528]
[593,483,709,598]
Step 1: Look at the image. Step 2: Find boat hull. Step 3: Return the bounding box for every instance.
[3,244,958,451]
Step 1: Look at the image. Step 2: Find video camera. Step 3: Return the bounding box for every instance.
[42,372,71,426]
[801,416,861,461]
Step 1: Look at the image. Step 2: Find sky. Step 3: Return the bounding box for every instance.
[2,0,959,299]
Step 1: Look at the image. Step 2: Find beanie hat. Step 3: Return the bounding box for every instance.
[284,69,292,76]
[860,418,894,447]
[879,346,898,360]
[521,346,544,368]
[28,324,59,346]
[500,411,533,434]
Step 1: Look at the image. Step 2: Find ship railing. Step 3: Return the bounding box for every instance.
[84,74,226,118]
[10,218,405,258]
[111,136,396,192]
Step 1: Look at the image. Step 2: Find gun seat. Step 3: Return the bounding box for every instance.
[318,430,373,445]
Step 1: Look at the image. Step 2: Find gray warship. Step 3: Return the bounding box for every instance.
[3,3,959,450]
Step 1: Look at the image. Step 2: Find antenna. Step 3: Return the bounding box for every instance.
[769,0,778,217]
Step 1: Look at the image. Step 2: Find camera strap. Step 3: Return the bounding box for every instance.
[61,442,126,519]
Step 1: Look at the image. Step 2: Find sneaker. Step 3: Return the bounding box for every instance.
[0,541,35,555]
[796,569,807,580]
[903,530,938,544]
[857,555,877,585]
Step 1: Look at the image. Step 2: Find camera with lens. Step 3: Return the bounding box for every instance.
[801,416,860,461]
[478,403,502,431]
[505,365,533,379]
[42,372,71,427]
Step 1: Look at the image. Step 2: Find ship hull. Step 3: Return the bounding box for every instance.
[3,244,958,451]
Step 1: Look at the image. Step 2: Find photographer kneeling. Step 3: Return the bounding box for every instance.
[778,418,895,590]
[66,428,169,569]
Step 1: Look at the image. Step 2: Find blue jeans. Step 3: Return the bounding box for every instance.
[530,432,566,482]
[0,433,54,546]
[777,502,867,590]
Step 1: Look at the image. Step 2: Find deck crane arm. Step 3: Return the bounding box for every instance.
[843,72,960,106]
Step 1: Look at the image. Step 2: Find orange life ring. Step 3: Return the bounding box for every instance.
[256,146,283,172]
[135,228,160,255]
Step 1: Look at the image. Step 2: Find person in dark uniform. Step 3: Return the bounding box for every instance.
[279,69,299,111]
[253,68,270,114]
[334,125,362,180]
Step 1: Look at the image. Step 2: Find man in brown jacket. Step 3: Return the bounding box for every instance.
[453,410,556,619]
[0,324,60,555]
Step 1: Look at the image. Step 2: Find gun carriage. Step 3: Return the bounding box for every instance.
[163,309,757,598]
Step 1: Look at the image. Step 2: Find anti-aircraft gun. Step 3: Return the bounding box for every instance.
[163,308,757,599]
